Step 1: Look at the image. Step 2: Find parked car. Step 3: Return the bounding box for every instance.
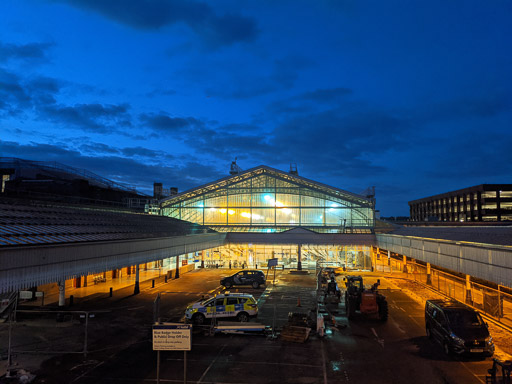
[220,270,266,289]
[425,299,494,357]
[185,292,258,325]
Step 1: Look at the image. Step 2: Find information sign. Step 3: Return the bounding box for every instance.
[153,323,192,351]
[268,258,278,267]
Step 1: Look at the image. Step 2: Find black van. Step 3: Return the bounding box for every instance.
[220,270,266,289]
[425,299,494,356]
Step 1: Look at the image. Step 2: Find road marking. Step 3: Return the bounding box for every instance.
[165,358,321,368]
[198,344,226,383]
[321,339,328,384]
[371,327,385,348]
[408,315,422,327]
[459,361,486,384]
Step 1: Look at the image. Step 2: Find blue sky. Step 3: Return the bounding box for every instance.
[1,0,511,216]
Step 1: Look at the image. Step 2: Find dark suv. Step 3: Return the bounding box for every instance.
[425,299,494,357]
[221,270,266,289]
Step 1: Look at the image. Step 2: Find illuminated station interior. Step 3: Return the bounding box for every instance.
[159,164,376,269]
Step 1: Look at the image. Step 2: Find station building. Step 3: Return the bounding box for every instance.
[409,184,512,222]
[159,165,376,270]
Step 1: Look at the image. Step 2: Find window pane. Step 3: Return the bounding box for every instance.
[301,208,324,225]
[276,208,300,224]
[205,208,226,224]
[252,193,277,207]
[251,208,274,224]
[228,193,252,207]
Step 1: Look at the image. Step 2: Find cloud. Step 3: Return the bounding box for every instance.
[0,140,225,194]
[39,103,132,133]
[61,0,258,48]
[0,42,53,63]
[0,69,63,117]
[139,112,203,134]
[297,87,353,103]
[204,55,313,99]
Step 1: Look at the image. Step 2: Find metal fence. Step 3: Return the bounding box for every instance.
[373,255,512,328]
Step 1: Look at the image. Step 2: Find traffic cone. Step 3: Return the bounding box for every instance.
[297,297,301,307]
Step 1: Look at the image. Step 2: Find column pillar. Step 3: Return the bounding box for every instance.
[175,255,180,279]
[402,255,408,273]
[465,274,472,304]
[297,244,302,270]
[112,269,117,279]
[134,264,140,295]
[74,276,81,288]
[201,250,205,268]
[126,266,131,275]
[58,280,65,307]
[426,263,432,285]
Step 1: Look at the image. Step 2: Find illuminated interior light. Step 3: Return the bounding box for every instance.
[198,203,204,207]
[252,214,262,220]
[228,209,235,215]
[283,208,292,214]
[220,208,227,214]
[330,203,339,208]
[209,208,216,211]
[275,201,284,207]
[241,212,251,218]
[264,195,272,201]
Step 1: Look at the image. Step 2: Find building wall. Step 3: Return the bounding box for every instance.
[376,234,512,288]
[409,184,512,222]
[162,173,374,232]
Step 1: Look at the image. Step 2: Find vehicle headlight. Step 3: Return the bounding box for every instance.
[485,336,493,345]
[450,333,465,346]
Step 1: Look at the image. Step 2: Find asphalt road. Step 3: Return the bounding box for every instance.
[1,268,503,384]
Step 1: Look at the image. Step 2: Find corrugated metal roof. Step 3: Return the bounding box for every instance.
[390,226,512,246]
[0,199,215,247]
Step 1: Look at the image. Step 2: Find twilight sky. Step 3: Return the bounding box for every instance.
[1,0,511,216]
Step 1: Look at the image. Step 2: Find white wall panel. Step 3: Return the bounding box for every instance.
[376,234,512,288]
[0,233,226,293]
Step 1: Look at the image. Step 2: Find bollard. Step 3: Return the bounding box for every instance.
[152,279,155,288]
[69,295,74,306]
[109,287,113,297]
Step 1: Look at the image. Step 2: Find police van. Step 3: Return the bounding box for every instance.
[185,292,258,325]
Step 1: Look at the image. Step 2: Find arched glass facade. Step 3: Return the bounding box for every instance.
[160,166,375,233]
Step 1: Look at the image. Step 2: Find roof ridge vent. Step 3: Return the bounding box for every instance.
[289,163,298,175]
[230,158,243,175]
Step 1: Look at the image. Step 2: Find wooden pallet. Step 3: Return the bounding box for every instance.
[280,325,311,343]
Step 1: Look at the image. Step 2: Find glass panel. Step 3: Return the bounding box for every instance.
[251,175,275,188]
[482,191,496,198]
[276,207,300,224]
[204,208,227,224]
[251,208,275,224]
[500,191,512,198]
[301,195,324,207]
[180,208,203,224]
[182,198,204,208]
[228,193,252,207]
[204,195,227,208]
[252,193,277,207]
[276,193,300,206]
[227,208,251,224]
[301,208,324,225]
[325,207,348,225]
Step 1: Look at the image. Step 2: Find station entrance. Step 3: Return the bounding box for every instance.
[198,243,373,270]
